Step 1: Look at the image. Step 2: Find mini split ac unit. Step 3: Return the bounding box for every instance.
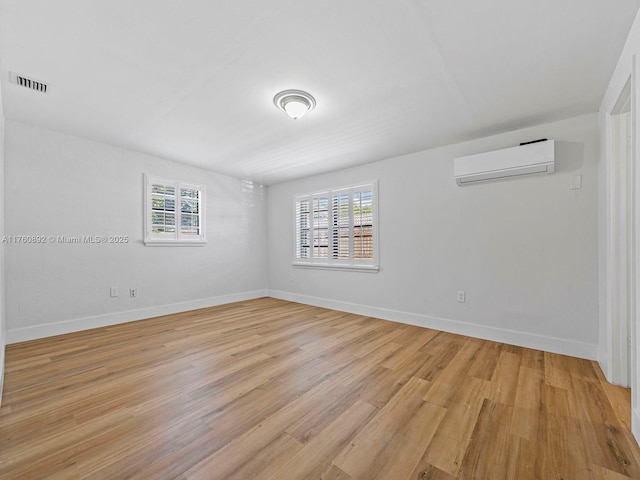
[454,140,555,185]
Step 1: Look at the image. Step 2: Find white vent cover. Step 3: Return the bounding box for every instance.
[9,72,48,93]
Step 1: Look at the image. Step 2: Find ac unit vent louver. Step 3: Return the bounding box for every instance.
[9,72,48,93]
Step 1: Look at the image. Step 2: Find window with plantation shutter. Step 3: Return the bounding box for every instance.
[144,174,206,246]
[294,181,378,271]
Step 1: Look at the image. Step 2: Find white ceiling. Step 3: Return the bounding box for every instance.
[0,1,638,185]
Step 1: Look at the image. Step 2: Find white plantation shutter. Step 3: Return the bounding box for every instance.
[145,175,206,245]
[295,199,311,258]
[179,186,202,237]
[353,189,374,259]
[150,179,177,236]
[312,197,329,259]
[332,192,351,259]
[294,181,378,270]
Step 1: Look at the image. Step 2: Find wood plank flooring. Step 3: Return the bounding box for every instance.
[1,297,639,479]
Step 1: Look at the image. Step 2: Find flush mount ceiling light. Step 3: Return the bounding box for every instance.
[273,89,316,120]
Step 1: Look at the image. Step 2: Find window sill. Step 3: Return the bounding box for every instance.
[292,262,379,272]
[144,240,207,247]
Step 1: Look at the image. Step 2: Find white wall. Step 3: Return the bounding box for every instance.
[268,114,599,359]
[0,73,5,404]
[4,121,268,342]
[599,8,640,444]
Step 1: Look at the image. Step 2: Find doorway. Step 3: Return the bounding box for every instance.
[609,77,632,387]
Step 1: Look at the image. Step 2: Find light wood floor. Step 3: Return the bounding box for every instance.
[1,298,639,479]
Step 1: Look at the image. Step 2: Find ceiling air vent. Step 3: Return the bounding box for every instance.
[9,72,48,93]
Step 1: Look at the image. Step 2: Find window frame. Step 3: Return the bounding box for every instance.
[293,180,379,272]
[144,174,207,246]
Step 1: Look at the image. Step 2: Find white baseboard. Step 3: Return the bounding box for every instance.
[7,288,600,361]
[597,346,612,382]
[633,408,640,447]
[268,290,598,360]
[6,289,268,344]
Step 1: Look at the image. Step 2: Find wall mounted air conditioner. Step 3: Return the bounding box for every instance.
[454,139,555,185]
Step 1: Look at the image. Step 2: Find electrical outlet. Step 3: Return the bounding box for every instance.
[130,288,137,298]
[110,287,119,298]
[457,290,466,303]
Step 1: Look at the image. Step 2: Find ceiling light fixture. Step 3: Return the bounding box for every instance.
[273,89,316,120]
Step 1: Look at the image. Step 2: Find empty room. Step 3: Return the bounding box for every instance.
[1,1,640,479]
